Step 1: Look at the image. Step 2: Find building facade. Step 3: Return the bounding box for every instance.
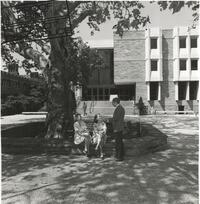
[114,27,199,112]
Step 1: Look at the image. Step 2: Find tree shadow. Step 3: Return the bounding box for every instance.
[2,116,198,204]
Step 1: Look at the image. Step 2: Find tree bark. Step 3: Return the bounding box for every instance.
[45,1,74,139]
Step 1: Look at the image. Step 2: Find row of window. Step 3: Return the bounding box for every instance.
[82,86,135,101]
[179,59,198,71]
[150,59,198,71]
[148,81,199,101]
[150,36,198,49]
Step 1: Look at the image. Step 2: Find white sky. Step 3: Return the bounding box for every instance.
[75,1,196,47]
[1,1,197,74]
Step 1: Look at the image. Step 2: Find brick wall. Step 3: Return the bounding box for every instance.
[114,31,146,84]
[114,29,199,112]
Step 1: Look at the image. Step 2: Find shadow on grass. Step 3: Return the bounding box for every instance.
[2,116,198,204]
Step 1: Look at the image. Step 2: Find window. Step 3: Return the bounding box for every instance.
[178,81,187,100]
[104,88,109,100]
[151,60,158,71]
[190,81,198,100]
[180,59,187,71]
[191,59,198,70]
[179,37,186,48]
[150,82,159,100]
[93,88,97,100]
[191,36,198,48]
[150,38,157,49]
[99,88,103,100]
[87,88,92,100]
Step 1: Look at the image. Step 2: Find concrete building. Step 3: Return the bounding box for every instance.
[114,26,199,112]
[81,26,199,114]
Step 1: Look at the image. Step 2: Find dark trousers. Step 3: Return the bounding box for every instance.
[114,131,124,160]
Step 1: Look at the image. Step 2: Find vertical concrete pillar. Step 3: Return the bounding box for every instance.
[147,82,150,101]
[175,82,179,101]
[158,28,163,81]
[173,27,179,81]
[186,81,190,100]
[187,32,191,80]
[145,29,151,82]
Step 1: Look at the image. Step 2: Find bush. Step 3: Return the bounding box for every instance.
[1,95,44,116]
[135,97,148,115]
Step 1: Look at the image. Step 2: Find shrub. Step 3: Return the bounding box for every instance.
[135,97,148,115]
[1,95,44,116]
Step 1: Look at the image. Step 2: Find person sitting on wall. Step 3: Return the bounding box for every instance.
[92,113,107,159]
[74,113,91,157]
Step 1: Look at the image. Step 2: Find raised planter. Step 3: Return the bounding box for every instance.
[1,118,168,156]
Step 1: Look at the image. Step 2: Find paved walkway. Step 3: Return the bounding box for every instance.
[1,114,46,130]
[1,116,199,204]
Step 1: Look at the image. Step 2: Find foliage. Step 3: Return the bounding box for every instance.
[135,97,148,115]
[156,1,199,25]
[1,94,44,116]
[1,81,47,116]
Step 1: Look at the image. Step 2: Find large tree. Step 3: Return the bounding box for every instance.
[1,1,199,139]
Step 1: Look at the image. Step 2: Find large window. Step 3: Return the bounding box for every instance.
[99,88,103,100]
[151,60,158,71]
[191,59,198,70]
[190,81,198,100]
[178,81,187,100]
[150,38,157,49]
[150,82,159,100]
[191,36,198,48]
[179,37,186,48]
[180,59,187,71]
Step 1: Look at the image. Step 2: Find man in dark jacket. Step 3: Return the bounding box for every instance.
[112,97,125,161]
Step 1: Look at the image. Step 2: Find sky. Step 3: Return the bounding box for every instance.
[75,1,196,47]
[1,1,197,74]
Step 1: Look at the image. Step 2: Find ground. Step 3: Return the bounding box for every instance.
[1,115,199,204]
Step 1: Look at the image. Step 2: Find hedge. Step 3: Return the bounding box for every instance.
[1,95,44,116]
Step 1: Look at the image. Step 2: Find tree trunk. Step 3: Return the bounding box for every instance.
[45,1,74,139]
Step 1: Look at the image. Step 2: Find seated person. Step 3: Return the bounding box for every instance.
[74,113,91,156]
[92,113,107,158]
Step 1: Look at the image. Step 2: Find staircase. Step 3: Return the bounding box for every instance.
[77,101,134,116]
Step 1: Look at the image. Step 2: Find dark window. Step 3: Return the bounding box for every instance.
[151,60,158,71]
[99,88,103,100]
[179,37,186,48]
[191,36,198,48]
[93,88,97,100]
[87,88,92,100]
[178,81,187,100]
[190,81,198,100]
[104,88,109,100]
[150,82,159,100]
[180,59,187,70]
[151,38,157,49]
[191,59,198,70]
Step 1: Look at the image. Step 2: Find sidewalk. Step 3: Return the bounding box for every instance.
[1,116,198,204]
[1,114,46,130]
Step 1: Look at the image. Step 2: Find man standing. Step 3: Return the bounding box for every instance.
[112,97,125,161]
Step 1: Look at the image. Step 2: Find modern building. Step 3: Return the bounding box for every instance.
[82,26,199,113]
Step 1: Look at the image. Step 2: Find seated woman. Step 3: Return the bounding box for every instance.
[92,113,107,159]
[74,113,91,157]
